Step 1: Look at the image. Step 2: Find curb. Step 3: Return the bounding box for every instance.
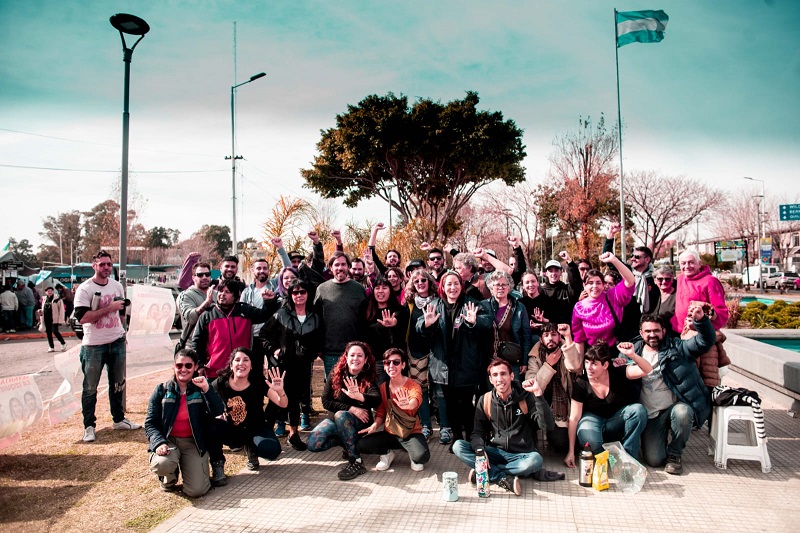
[1,331,78,341]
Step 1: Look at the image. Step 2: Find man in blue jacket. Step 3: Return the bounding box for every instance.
[625,303,715,475]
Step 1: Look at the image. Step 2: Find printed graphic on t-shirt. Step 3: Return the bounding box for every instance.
[227,396,247,425]
[96,294,122,329]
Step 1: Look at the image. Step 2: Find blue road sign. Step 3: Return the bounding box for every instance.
[779,204,800,221]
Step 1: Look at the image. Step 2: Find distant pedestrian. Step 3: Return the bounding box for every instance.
[41,286,67,352]
[15,279,35,330]
[0,285,18,332]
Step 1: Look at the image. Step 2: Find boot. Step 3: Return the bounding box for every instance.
[246,446,260,471]
[210,460,228,486]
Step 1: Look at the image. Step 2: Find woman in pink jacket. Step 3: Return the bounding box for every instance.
[671,250,728,332]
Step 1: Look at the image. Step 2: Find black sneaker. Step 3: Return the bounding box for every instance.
[665,455,683,475]
[497,475,522,496]
[246,446,260,471]
[468,468,476,485]
[289,433,308,451]
[338,458,366,481]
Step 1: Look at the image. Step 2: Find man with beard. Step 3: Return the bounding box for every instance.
[627,305,715,475]
[314,251,367,378]
[349,257,371,291]
[176,262,214,344]
[604,223,659,315]
[452,358,562,497]
[241,258,276,377]
[524,323,582,453]
[190,279,279,379]
[539,250,583,326]
[219,256,240,282]
[367,222,401,275]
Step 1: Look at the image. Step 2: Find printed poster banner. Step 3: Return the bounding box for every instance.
[0,375,44,450]
[127,285,176,352]
[48,345,83,426]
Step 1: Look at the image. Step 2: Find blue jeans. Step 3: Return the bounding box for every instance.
[418,384,449,429]
[307,410,369,460]
[322,352,340,379]
[452,439,542,482]
[577,403,647,458]
[80,336,127,428]
[641,402,694,467]
[20,305,34,329]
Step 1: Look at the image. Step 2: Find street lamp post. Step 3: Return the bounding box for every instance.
[110,13,150,285]
[744,176,766,293]
[502,209,512,259]
[228,72,266,257]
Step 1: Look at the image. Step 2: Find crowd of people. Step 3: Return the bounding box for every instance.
[72,220,731,498]
[1,279,73,352]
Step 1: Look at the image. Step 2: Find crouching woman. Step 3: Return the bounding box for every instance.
[145,348,225,496]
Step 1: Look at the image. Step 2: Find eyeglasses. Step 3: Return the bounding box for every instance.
[175,362,195,370]
[578,267,590,271]
[96,262,113,267]
[493,284,510,289]
[383,359,403,367]
[655,277,673,283]
[413,279,428,284]
[428,256,443,261]
[631,254,645,260]
[291,290,308,296]
[195,272,211,278]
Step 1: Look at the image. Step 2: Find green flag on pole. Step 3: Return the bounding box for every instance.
[616,9,669,47]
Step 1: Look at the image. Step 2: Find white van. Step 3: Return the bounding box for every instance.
[740,264,779,288]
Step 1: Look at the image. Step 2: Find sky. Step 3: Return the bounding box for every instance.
[1,0,798,255]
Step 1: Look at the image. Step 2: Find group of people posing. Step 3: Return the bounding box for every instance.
[139,220,730,497]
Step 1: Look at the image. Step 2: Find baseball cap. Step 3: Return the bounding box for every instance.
[405,259,425,274]
[545,260,562,270]
[287,250,304,260]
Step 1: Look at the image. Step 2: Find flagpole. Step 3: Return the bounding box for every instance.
[614,8,627,262]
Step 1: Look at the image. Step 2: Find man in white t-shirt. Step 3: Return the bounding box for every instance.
[73,250,141,443]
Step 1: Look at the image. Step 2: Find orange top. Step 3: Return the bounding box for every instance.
[376,377,422,435]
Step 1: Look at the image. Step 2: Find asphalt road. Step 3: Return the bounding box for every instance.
[0,334,177,402]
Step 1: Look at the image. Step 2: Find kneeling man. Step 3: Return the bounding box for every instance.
[452,358,562,496]
[630,303,715,475]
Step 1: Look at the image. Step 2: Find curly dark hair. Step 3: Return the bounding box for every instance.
[329,341,377,399]
[215,347,260,384]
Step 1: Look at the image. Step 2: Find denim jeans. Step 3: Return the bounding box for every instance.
[80,336,127,428]
[452,439,543,482]
[322,352,340,379]
[19,305,34,329]
[577,403,647,458]
[641,402,694,467]
[307,410,369,460]
[207,418,282,463]
[418,384,450,429]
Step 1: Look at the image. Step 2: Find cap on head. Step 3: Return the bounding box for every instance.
[288,250,304,260]
[545,260,562,270]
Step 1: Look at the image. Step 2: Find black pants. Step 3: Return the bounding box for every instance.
[443,385,477,442]
[45,314,65,348]
[357,431,431,464]
[277,359,311,427]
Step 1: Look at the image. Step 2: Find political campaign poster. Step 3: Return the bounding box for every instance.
[0,375,43,450]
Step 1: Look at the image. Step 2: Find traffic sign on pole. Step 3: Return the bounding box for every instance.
[779,204,800,221]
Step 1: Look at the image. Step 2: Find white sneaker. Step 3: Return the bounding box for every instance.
[410,460,424,472]
[61,343,67,352]
[375,450,396,471]
[46,348,55,353]
[112,418,142,430]
[83,427,96,442]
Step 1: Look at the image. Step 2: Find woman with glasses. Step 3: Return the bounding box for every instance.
[306,341,381,481]
[364,276,410,384]
[417,271,491,445]
[481,271,533,379]
[405,268,446,441]
[571,252,636,356]
[208,348,287,486]
[260,279,322,450]
[652,265,677,331]
[357,348,431,473]
[145,348,225,496]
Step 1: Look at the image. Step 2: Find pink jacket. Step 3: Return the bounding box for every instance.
[671,265,728,331]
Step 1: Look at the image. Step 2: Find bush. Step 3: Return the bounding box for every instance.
[725,297,741,329]
[739,300,800,329]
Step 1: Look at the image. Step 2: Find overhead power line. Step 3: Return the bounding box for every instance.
[0,163,225,173]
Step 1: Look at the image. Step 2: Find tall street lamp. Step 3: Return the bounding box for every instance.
[110,13,150,284]
[228,72,266,257]
[744,176,766,293]
[501,209,512,259]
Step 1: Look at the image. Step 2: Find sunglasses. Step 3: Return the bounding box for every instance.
[175,362,195,369]
[383,359,403,367]
[291,289,308,296]
[631,254,645,260]
[195,272,211,278]
[428,256,444,261]
[655,277,673,282]
[413,279,429,284]
[578,266,590,271]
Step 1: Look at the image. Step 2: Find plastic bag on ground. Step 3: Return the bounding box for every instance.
[602,441,648,494]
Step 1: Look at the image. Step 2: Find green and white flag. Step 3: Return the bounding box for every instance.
[616,9,669,47]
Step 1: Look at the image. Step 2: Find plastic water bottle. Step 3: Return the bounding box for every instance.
[475,447,490,498]
[579,442,594,487]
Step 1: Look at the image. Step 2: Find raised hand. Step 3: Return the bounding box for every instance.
[617,341,635,357]
[420,242,431,251]
[521,378,543,396]
[307,230,319,244]
[557,323,571,338]
[331,229,342,243]
[688,302,706,321]
[261,288,276,300]
[559,250,572,263]
[607,222,620,238]
[191,376,209,393]
[270,237,283,248]
[472,248,486,259]
[598,251,615,264]
[342,376,361,398]
[507,236,519,249]
[265,368,286,395]
[462,301,478,324]
[374,222,386,232]
[532,308,547,324]
[393,387,412,408]
[377,309,398,328]
[423,303,440,327]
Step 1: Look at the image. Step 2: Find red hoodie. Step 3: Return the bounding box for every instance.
[671,265,728,332]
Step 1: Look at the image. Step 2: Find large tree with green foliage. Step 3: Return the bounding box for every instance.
[38,210,82,264]
[301,91,526,242]
[5,237,38,266]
